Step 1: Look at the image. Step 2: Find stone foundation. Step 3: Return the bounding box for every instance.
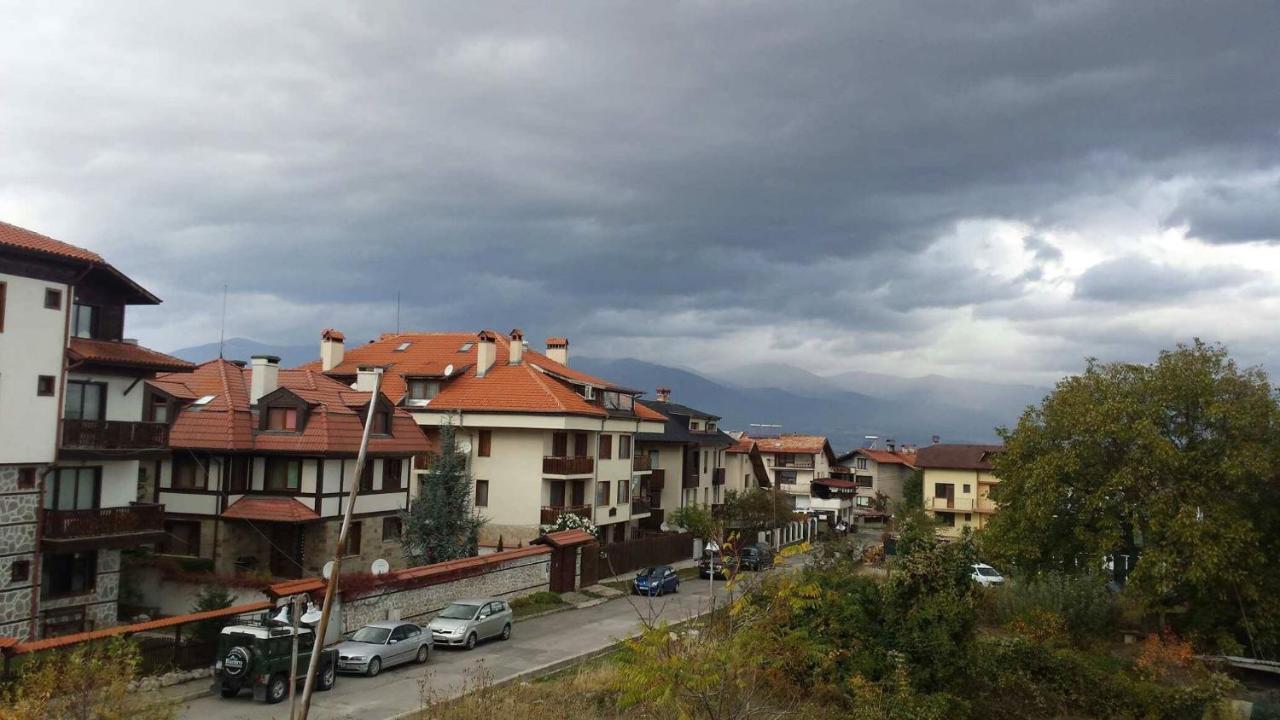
[0,465,41,640]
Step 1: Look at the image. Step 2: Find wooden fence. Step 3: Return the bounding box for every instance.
[589,532,695,580]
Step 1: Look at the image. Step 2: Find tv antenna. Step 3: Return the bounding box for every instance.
[395,292,401,335]
[218,283,228,358]
[750,423,782,435]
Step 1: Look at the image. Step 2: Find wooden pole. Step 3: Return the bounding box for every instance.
[287,594,302,720]
[296,368,382,720]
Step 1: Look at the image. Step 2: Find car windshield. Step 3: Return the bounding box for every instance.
[976,567,1001,577]
[637,567,663,577]
[438,603,479,620]
[351,626,392,644]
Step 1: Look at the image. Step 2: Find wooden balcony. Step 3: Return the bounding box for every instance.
[712,468,726,485]
[43,503,166,550]
[648,468,665,491]
[540,504,593,525]
[542,456,594,476]
[682,471,699,489]
[631,497,651,516]
[60,419,168,455]
[632,454,652,472]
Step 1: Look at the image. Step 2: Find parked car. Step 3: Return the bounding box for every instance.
[213,622,337,703]
[427,598,513,650]
[738,543,776,571]
[633,565,680,596]
[972,563,1005,587]
[334,621,431,676]
[699,552,739,579]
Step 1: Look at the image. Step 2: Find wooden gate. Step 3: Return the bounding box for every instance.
[578,542,600,587]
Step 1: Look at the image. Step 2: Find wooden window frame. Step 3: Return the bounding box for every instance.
[10,559,30,583]
[266,406,298,432]
[64,380,107,420]
[617,480,629,504]
[619,435,631,460]
[17,468,36,490]
[382,516,402,541]
[45,467,101,511]
[44,288,62,310]
[162,520,202,557]
[382,457,403,491]
[477,430,492,457]
[474,479,489,507]
[598,434,612,460]
[595,480,611,506]
[265,457,302,491]
[359,461,375,492]
[172,455,208,490]
[41,551,97,600]
[71,303,98,340]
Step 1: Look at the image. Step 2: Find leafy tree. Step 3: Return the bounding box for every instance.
[1,638,175,720]
[984,340,1280,657]
[403,420,485,565]
[719,487,797,529]
[900,469,923,510]
[668,504,718,540]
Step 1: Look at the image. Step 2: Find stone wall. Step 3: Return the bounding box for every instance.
[336,548,551,633]
[0,466,39,640]
[41,548,122,632]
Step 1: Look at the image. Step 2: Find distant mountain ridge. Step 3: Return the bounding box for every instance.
[169,338,1028,450]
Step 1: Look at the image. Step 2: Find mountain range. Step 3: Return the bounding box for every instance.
[170,338,1048,452]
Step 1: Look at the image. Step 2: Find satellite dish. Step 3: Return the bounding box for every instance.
[371,558,390,576]
[322,561,335,580]
[458,441,472,455]
[443,364,454,377]
[300,602,323,625]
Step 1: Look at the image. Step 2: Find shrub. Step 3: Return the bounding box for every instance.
[190,584,236,647]
[984,571,1118,646]
[0,638,175,720]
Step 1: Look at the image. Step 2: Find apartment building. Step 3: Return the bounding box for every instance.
[147,357,430,579]
[634,389,736,522]
[313,329,667,545]
[0,221,194,639]
[916,443,1002,539]
[751,434,855,526]
[723,434,769,494]
[834,442,918,507]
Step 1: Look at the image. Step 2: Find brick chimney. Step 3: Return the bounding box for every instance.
[476,331,498,378]
[508,328,525,365]
[320,328,345,371]
[545,336,568,366]
[249,355,280,403]
[656,387,671,402]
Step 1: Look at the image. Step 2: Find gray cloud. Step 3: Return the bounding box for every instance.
[1073,256,1256,303]
[1167,179,1280,243]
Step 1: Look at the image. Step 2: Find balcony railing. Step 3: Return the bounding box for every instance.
[648,468,665,491]
[631,497,651,515]
[44,503,165,542]
[712,468,726,485]
[542,456,594,475]
[976,498,998,513]
[540,504,593,525]
[926,497,976,511]
[61,419,168,451]
[682,472,699,489]
[632,454,652,472]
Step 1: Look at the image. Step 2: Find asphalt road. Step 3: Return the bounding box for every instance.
[175,560,799,720]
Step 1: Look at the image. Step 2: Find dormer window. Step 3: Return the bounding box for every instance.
[690,420,701,431]
[407,379,439,403]
[707,422,716,432]
[267,407,298,431]
[602,391,633,412]
[372,410,392,435]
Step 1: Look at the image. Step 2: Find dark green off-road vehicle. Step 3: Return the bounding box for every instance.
[213,621,338,703]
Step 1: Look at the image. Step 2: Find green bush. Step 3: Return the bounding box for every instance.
[982,572,1118,646]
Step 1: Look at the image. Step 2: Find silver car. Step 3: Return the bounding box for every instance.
[334,621,431,676]
[426,598,513,650]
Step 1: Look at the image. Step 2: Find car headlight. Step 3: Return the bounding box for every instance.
[347,655,365,661]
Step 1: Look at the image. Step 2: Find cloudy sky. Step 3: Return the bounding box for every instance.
[2,2,1278,384]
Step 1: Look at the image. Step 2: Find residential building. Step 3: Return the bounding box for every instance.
[147,358,430,579]
[311,329,667,545]
[751,434,854,526]
[834,442,918,508]
[634,389,736,523]
[0,221,194,639]
[723,433,769,494]
[916,443,1003,538]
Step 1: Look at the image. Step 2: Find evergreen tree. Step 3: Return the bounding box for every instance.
[402,419,485,565]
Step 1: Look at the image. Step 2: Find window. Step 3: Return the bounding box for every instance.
[193,394,215,406]
[689,420,700,431]
[44,288,62,309]
[964,513,972,523]
[359,462,374,492]
[938,513,956,527]
[407,379,439,402]
[265,458,301,491]
[395,342,411,351]
[598,434,612,460]
[856,475,873,489]
[162,521,202,556]
[617,480,629,504]
[17,468,36,490]
[478,430,492,457]
[11,560,30,583]
[702,450,708,474]
[71,303,98,339]
[962,484,971,494]
[618,435,631,459]
[595,481,611,506]
[475,479,489,507]
[172,455,207,490]
[370,410,391,435]
[41,606,86,637]
[707,422,716,432]
[603,391,633,412]
[777,470,798,486]
[382,517,402,541]
[574,432,588,457]
[382,458,403,490]
[64,380,105,420]
[44,467,98,510]
[41,551,96,598]
[856,457,868,470]
[228,456,250,492]
[147,395,169,423]
[551,431,567,457]
[37,375,56,397]
[344,522,362,557]
[267,407,298,431]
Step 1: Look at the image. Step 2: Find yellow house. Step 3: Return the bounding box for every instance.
[915,444,1002,539]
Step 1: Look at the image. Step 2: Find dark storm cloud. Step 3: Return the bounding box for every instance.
[1166,179,1280,243]
[1073,256,1256,303]
[2,1,1279,377]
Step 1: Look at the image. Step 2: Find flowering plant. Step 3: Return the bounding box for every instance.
[540,512,598,536]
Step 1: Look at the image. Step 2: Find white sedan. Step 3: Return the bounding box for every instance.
[971,563,1005,587]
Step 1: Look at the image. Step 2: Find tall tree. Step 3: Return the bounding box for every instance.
[984,340,1280,657]
[403,419,485,565]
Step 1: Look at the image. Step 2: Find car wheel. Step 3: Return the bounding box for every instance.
[501,624,511,641]
[219,685,239,699]
[416,645,430,663]
[318,661,336,691]
[465,632,477,650]
[366,657,382,677]
[672,581,679,593]
[265,674,288,704]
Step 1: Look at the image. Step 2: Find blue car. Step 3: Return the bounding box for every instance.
[633,565,680,596]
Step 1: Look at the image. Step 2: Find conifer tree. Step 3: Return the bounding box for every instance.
[403,419,485,565]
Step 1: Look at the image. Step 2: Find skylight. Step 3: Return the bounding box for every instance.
[395,342,411,352]
[458,342,474,352]
[193,395,216,405]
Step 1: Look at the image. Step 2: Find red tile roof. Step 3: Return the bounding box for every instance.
[152,359,432,455]
[222,496,321,523]
[265,577,327,600]
[0,220,103,263]
[68,337,195,373]
[915,444,1003,470]
[726,436,755,454]
[753,435,831,455]
[856,448,919,467]
[539,529,596,548]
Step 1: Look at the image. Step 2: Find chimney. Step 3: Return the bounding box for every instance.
[476,331,497,378]
[545,336,569,366]
[320,328,345,371]
[931,435,941,445]
[355,364,383,391]
[887,438,896,452]
[508,328,524,365]
[249,355,280,403]
[656,386,671,403]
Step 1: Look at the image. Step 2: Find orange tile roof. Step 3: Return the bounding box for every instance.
[726,436,755,454]
[856,448,918,467]
[309,331,663,421]
[753,435,830,455]
[266,577,327,600]
[222,496,321,522]
[152,359,431,455]
[0,220,103,263]
[68,337,195,372]
[539,529,596,548]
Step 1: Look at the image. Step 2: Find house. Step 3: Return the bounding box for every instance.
[311,329,667,545]
[634,388,737,523]
[833,442,918,508]
[751,434,854,526]
[915,443,1002,538]
[147,357,431,579]
[0,221,195,639]
[723,433,770,495]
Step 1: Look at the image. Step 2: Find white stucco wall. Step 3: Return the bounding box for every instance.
[0,272,67,464]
